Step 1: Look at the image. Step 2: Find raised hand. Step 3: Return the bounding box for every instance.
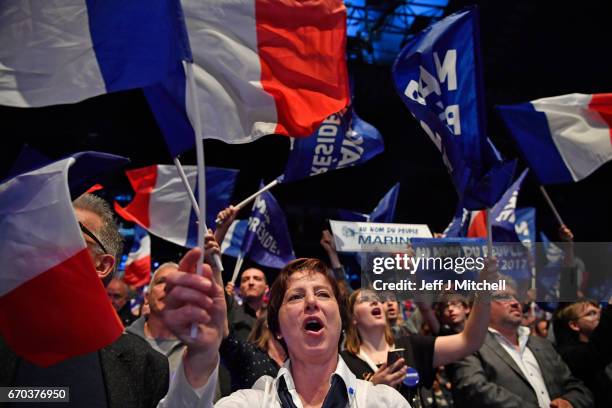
[162,247,227,387]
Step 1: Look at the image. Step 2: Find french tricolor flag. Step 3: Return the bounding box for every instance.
[114,165,237,248]
[0,0,188,107]
[498,93,612,184]
[146,0,350,155]
[123,225,151,288]
[0,158,123,367]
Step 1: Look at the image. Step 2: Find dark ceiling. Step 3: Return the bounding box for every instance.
[2,0,611,271]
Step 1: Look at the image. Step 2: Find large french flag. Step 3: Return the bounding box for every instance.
[0,158,123,367]
[146,0,350,155]
[114,165,238,248]
[123,225,151,288]
[0,0,188,107]
[498,93,612,184]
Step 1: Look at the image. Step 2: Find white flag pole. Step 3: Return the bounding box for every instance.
[184,61,223,338]
[215,177,281,224]
[231,254,245,286]
[173,157,200,215]
[172,155,223,273]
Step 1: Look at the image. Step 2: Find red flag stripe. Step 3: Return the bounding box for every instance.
[256,0,350,136]
[0,249,123,367]
[116,165,157,228]
[588,93,612,144]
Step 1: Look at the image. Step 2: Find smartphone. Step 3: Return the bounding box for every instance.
[387,348,405,367]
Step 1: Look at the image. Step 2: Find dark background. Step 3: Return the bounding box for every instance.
[2,0,611,278]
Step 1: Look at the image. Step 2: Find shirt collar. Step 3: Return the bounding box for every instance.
[489,326,531,351]
[275,355,358,399]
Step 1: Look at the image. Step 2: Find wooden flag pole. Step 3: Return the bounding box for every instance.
[539,186,565,227]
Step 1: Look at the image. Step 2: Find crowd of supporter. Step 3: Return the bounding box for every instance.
[1,194,611,408]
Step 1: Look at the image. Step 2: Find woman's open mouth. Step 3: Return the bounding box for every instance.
[303,317,324,334]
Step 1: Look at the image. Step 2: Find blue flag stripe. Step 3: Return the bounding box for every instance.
[87,0,188,93]
[497,103,574,184]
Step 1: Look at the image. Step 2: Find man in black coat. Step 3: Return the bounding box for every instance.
[0,194,168,408]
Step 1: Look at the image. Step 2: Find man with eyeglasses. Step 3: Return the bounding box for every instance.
[1,194,169,408]
[449,287,593,408]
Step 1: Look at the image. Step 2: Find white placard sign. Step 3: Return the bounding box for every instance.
[329,220,433,253]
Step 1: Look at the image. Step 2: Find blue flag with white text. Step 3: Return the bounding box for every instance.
[282,106,384,183]
[514,207,536,259]
[392,7,515,210]
[240,191,295,269]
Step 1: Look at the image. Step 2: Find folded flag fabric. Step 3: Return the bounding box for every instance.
[220,220,249,259]
[369,183,400,223]
[145,0,350,155]
[0,158,123,367]
[392,7,515,210]
[444,168,528,241]
[336,183,400,223]
[497,93,612,184]
[114,165,238,248]
[0,0,189,107]
[123,225,151,288]
[282,106,384,182]
[5,147,128,199]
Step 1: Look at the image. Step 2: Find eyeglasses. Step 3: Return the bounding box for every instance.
[79,222,108,254]
[358,292,382,303]
[491,293,518,302]
[380,293,397,302]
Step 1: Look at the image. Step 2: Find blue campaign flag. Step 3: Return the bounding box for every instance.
[369,183,400,223]
[240,191,295,269]
[488,169,529,241]
[514,207,536,258]
[392,7,515,210]
[336,183,400,223]
[444,169,528,241]
[282,107,384,183]
[541,232,563,266]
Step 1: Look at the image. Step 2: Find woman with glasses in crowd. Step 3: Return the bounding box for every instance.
[340,259,497,407]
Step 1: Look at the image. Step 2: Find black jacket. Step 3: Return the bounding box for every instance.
[0,333,169,408]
